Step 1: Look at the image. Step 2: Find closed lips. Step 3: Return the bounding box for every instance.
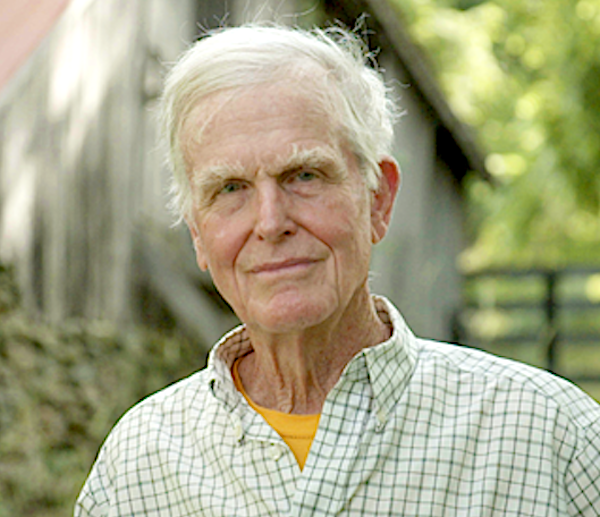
[251,258,317,273]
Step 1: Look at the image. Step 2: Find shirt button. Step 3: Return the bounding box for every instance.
[270,444,284,461]
[375,408,387,432]
[232,417,243,442]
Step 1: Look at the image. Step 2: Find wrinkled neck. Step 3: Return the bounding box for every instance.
[237,290,391,414]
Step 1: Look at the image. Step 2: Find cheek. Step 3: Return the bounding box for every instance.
[314,196,372,257]
[200,216,245,272]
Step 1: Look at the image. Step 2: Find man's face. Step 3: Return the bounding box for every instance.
[183,82,392,334]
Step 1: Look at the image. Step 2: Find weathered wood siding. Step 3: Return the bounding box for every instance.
[0,0,197,322]
[370,51,464,341]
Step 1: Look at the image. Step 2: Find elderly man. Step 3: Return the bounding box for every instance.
[76,24,600,516]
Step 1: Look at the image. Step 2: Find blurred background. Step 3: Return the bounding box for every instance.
[0,0,599,515]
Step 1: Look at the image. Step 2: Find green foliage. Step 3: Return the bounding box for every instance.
[392,0,600,269]
[0,267,204,517]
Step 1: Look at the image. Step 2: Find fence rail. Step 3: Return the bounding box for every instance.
[454,268,600,388]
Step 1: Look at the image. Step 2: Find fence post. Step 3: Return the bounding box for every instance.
[545,271,558,373]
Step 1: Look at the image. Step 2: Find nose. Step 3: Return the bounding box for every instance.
[254,181,296,241]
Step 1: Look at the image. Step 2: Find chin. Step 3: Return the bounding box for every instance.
[248,294,336,334]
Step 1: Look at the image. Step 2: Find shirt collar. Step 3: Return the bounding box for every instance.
[362,295,418,424]
[206,295,418,416]
[206,324,252,411]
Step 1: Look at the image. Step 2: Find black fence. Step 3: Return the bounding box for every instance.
[454,268,600,388]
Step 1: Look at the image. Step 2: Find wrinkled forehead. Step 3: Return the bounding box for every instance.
[181,84,347,172]
[180,71,345,154]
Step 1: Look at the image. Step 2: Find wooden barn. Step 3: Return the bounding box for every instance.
[0,0,485,352]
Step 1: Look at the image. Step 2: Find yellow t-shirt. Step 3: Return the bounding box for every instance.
[232,358,320,470]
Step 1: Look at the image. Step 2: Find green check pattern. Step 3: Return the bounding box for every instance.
[76,297,600,516]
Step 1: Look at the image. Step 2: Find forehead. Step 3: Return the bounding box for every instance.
[181,81,344,174]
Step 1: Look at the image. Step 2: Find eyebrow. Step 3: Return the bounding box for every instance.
[274,145,346,178]
[190,145,347,201]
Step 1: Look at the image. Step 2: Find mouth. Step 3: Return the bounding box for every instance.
[250,258,318,274]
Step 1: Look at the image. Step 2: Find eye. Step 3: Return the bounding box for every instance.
[294,170,317,182]
[219,181,245,195]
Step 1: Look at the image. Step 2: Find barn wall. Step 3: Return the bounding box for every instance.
[370,50,464,341]
[0,0,197,323]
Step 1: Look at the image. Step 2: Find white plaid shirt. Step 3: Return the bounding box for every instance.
[76,297,600,516]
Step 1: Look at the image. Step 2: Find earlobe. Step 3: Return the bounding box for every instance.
[185,217,209,271]
[371,157,401,244]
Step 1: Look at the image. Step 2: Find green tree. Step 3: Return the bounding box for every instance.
[392,0,600,269]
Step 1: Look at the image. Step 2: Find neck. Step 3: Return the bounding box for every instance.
[237,290,390,414]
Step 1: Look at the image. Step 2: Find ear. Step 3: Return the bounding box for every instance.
[185,216,209,271]
[370,157,401,244]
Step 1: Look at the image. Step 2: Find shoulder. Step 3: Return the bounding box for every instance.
[417,339,600,436]
[110,367,213,440]
[75,368,215,515]
[90,367,221,479]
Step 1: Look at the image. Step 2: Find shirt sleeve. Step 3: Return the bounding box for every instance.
[565,424,600,516]
[74,445,113,517]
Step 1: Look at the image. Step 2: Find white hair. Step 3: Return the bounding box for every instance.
[160,23,399,220]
